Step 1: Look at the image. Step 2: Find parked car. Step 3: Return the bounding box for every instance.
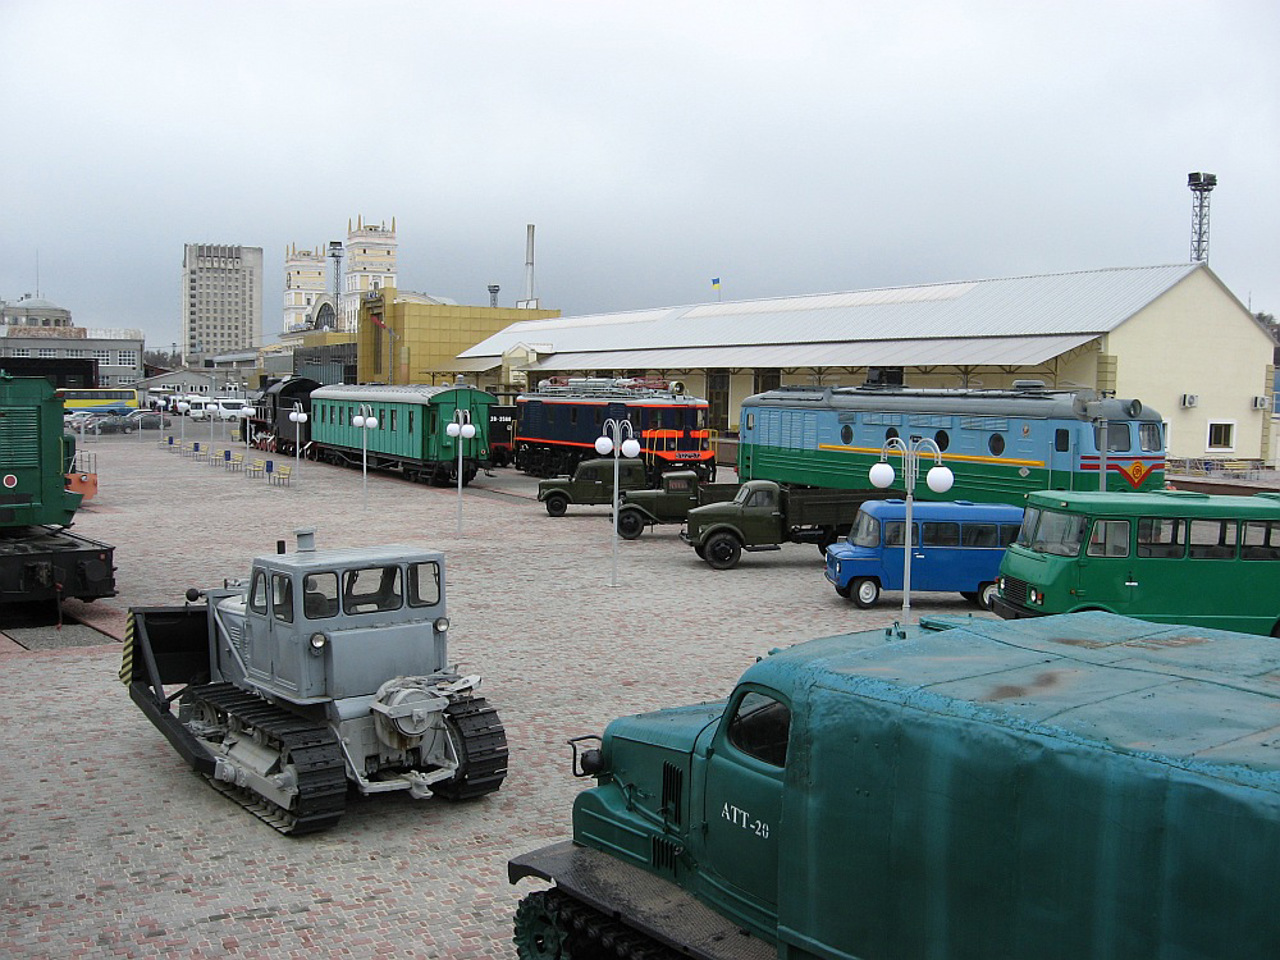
[126,411,172,430]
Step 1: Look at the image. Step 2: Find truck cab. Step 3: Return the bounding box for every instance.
[537,457,650,516]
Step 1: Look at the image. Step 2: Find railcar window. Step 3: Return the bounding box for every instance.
[988,433,1006,456]
[727,691,791,768]
[922,522,960,547]
[934,430,950,451]
[1094,422,1132,452]
[841,424,853,444]
[570,408,578,426]
[885,427,899,441]
[303,572,339,619]
[407,562,441,606]
[272,573,294,624]
[343,565,404,614]
[408,410,414,432]
[1188,519,1237,559]
[1137,518,1186,559]
[961,523,999,548]
[1139,422,1162,452]
[1055,429,1070,452]
[249,571,268,615]
[1086,520,1131,558]
[1242,520,1280,560]
[390,410,397,431]
[1022,510,1085,557]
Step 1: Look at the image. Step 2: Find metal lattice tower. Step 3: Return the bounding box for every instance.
[488,284,500,308]
[328,240,345,326]
[1188,172,1217,262]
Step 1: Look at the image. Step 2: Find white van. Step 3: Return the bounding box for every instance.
[214,398,250,421]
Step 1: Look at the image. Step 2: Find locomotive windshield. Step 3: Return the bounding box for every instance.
[1093,422,1132,452]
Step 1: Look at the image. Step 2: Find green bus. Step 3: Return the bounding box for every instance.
[994,489,1280,636]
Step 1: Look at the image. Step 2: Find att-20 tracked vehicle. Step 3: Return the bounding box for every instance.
[121,530,507,834]
[510,612,1280,959]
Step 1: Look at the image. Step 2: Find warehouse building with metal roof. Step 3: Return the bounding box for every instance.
[456,263,1275,463]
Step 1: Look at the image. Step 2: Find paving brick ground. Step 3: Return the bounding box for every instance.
[0,431,995,958]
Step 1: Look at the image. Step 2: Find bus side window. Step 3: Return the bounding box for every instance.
[1242,521,1280,560]
[1188,519,1237,560]
[1137,517,1185,558]
[962,523,998,548]
[1087,520,1131,558]
[884,521,905,546]
[998,524,1020,547]
[922,522,960,547]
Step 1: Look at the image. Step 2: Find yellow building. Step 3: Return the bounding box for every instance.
[356,287,559,387]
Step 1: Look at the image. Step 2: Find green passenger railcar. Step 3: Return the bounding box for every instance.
[309,384,497,485]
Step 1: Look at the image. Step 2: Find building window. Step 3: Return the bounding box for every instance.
[38,348,56,358]
[93,349,111,363]
[117,351,138,366]
[1207,421,1235,452]
[10,348,30,357]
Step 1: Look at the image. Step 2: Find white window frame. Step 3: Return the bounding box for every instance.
[1206,420,1237,453]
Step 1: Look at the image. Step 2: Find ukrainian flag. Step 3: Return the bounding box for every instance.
[711,278,720,290]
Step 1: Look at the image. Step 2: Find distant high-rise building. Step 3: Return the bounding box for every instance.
[181,243,263,364]
[282,243,328,334]
[341,216,397,331]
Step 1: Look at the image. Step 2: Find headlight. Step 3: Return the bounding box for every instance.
[1028,589,1042,605]
[308,632,327,655]
[434,616,450,633]
[998,577,1005,592]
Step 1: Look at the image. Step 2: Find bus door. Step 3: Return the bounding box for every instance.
[1079,517,1137,610]
[914,519,963,591]
[880,519,919,591]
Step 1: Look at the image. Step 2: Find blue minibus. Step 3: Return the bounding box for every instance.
[825,499,1024,608]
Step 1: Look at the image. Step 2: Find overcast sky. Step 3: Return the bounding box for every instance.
[2,1,1277,349]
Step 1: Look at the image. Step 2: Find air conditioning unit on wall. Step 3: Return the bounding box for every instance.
[1253,396,1271,410]
[1180,394,1199,408]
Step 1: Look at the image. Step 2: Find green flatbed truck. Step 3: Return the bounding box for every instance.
[615,470,741,539]
[679,479,876,569]
[510,611,1280,959]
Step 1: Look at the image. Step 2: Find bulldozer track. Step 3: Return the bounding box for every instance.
[516,888,685,960]
[187,683,348,835]
[436,696,509,800]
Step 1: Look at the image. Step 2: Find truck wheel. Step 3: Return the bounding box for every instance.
[545,494,569,517]
[978,582,999,610]
[514,890,573,959]
[835,581,853,599]
[852,577,880,608]
[617,509,645,540]
[703,532,742,570]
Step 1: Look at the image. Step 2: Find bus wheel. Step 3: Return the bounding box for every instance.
[1272,622,1280,638]
[852,578,880,608]
[978,582,999,610]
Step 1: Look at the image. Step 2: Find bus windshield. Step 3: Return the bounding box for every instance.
[849,510,880,548]
[1016,507,1086,557]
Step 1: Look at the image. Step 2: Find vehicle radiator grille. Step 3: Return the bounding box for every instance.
[652,836,680,875]
[1002,576,1029,605]
[661,761,683,825]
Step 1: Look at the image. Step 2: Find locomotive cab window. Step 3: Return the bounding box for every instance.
[1094,422,1132,452]
[343,565,403,614]
[727,690,791,768]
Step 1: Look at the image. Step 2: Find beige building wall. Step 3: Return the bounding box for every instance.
[1102,269,1274,462]
[342,216,398,331]
[283,244,328,334]
[357,289,559,386]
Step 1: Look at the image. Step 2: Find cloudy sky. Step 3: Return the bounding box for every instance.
[2,1,1277,348]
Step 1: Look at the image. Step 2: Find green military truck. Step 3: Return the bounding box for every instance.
[679,479,871,569]
[537,458,651,516]
[510,611,1280,959]
[615,470,741,539]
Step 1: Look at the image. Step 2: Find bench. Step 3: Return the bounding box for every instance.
[269,464,293,486]
[207,448,231,467]
[225,451,245,472]
[246,458,267,479]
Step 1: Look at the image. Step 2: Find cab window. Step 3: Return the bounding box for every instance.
[343,565,403,614]
[408,562,441,607]
[248,570,269,615]
[303,572,339,619]
[1094,422,1132,452]
[272,573,294,624]
[727,691,791,768]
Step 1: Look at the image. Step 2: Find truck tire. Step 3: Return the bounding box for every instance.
[616,509,645,540]
[978,582,999,610]
[852,577,880,608]
[703,532,742,570]
[545,494,569,517]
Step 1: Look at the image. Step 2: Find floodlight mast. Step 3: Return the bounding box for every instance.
[1188,172,1217,263]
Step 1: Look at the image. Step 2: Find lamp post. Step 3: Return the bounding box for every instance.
[288,402,308,486]
[352,403,378,511]
[445,410,476,536]
[177,400,189,446]
[868,436,955,622]
[238,404,254,452]
[596,417,642,587]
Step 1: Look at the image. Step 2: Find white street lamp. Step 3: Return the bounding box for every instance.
[288,402,308,486]
[445,411,477,536]
[597,417,642,587]
[177,400,190,447]
[238,405,254,453]
[352,404,378,511]
[868,436,955,622]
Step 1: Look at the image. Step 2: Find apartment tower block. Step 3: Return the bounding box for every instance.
[182,243,264,364]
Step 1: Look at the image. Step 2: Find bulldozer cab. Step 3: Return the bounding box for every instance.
[220,543,452,705]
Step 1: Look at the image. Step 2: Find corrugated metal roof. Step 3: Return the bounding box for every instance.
[459,264,1201,367]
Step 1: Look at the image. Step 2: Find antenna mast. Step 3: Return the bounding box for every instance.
[1188,172,1217,262]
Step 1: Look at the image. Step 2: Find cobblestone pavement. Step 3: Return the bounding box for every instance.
[0,433,994,959]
